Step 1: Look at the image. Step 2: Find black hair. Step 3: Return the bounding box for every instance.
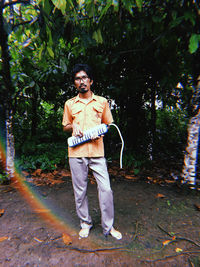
[72,64,93,81]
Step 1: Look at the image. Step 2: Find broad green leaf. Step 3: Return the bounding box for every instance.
[38,45,44,60]
[60,59,67,73]
[46,25,53,46]
[92,29,103,44]
[136,0,142,11]
[47,46,54,58]
[85,1,95,18]
[29,81,35,88]
[15,28,23,42]
[51,0,66,14]
[189,34,200,54]
[92,31,98,43]
[44,0,52,15]
[97,28,103,44]
[110,0,119,12]
[184,11,195,26]
[98,0,112,22]
[122,0,134,15]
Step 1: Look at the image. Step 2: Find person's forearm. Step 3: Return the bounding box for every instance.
[63,122,83,137]
[63,123,73,133]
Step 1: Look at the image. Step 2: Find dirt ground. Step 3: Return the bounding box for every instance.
[0,166,200,267]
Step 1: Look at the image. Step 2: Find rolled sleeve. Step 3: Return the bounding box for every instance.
[62,101,72,126]
[102,100,113,125]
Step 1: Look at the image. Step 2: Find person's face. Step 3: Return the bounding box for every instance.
[74,70,93,94]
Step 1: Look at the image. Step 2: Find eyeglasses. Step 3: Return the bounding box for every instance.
[74,75,89,83]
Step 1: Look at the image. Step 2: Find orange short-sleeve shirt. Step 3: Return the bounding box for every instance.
[62,93,113,157]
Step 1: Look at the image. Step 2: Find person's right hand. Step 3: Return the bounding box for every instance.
[73,123,83,137]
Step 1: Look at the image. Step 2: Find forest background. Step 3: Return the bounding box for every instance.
[0,0,199,183]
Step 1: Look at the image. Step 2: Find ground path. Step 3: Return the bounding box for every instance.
[0,168,200,266]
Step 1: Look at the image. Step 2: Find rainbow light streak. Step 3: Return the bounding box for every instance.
[0,134,124,251]
[0,135,77,239]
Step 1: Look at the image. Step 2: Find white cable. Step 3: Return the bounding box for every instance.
[109,123,124,169]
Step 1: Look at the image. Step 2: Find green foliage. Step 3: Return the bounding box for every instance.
[189,34,200,54]
[1,0,200,173]
[0,170,9,185]
[16,143,67,171]
[155,108,189,158]
[122,153,144,174]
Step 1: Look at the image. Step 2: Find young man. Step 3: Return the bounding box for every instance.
[62,64,122,240]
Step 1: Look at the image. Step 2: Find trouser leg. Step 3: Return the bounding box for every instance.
[89,157,114,235]
[69,157,92,228]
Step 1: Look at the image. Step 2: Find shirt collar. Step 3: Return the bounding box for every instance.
[74,92,97,103]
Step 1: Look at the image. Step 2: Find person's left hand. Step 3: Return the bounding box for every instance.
[90,131,101,140]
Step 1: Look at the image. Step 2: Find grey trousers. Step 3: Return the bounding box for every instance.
[69,157,114,235]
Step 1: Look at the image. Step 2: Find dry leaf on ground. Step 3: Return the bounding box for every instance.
[0,236,8,242]
[162,240,172,246]
[62,233,72,245]
[32,169,42,176]
[125,175,137,180]
[194,204,200,211]
[0,209,5,217]
[156,193,166,198]
[165,179,175,184]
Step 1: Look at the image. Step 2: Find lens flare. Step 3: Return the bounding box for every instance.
[0,131,78,241]
[0,130,125,252]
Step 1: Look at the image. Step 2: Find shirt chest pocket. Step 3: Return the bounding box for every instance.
[71,106,83,124]
[92,104,104,123]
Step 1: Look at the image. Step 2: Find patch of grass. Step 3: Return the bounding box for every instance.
[0,171,9,184]
[156,199,191,216]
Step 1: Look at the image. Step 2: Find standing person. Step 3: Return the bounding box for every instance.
[62,63,122,240]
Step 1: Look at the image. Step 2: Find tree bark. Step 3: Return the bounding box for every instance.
[0,2,16,180]
[181,81,200,188]
[149,88,156,160]
[31,88,38,137]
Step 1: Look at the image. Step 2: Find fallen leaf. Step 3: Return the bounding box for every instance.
[34,237,44,243]
[165,179,175,184]
[52,170,59,175]
[125,175,137,180]
[0,209,4,217]
[0,236,8,242]
[162,240,171,246]
[32,169,42,176]
[175,247,183,253]
[62,233,72,245]
[156,193,166,198]
[21,171,30,177]
[194,204,200,211]
[60,170,71,177]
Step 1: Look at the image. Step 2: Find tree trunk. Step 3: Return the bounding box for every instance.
[149,88,156,160]
[6,111,15,179]
[0,2,16,180]
[31,88,38,137]
[181,105,200,188]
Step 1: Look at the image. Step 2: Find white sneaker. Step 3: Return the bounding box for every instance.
[79,223,92,239]
[110,227,122,240]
